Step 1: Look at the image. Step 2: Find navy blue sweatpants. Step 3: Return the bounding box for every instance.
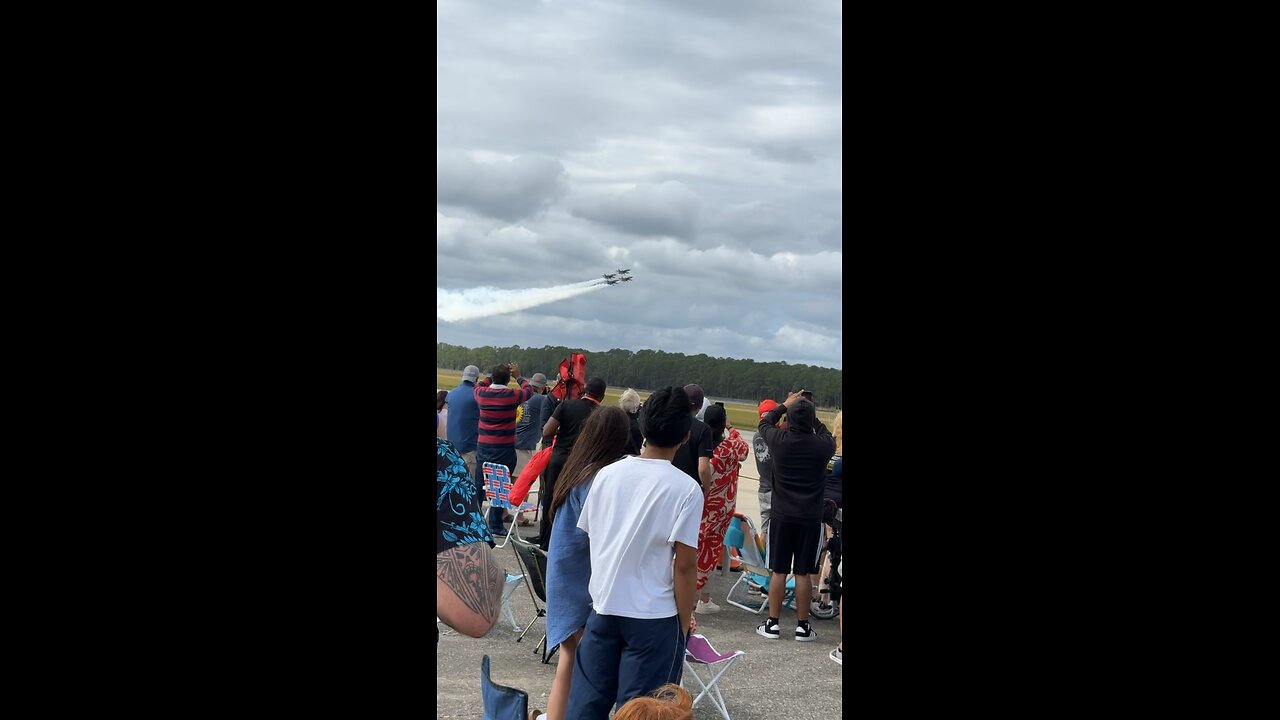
[565,610,687,719]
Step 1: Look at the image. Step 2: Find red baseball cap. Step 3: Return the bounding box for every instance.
[758,399,778,417]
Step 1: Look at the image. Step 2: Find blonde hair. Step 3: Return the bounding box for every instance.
[619,388,642,414]
[613,684,692,720]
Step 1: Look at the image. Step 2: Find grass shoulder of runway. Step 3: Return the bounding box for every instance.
[436,369,836,430]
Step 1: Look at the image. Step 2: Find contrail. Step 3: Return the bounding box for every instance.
[437,277,609,322]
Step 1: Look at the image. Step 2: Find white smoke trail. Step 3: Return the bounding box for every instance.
[437,277,610,322]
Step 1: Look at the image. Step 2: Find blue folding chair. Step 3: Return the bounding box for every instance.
[480,655,529,720]
[724,512,796,612]
[483,462,539,548]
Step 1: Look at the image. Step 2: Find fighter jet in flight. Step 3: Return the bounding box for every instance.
[617,268,631,274]
[619,275,633,282]
[603,273,617,280]
[605,279,619,285]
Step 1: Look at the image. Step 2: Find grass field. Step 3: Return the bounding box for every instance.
[436,369,836,430]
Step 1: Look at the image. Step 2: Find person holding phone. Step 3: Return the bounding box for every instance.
[754,390,835,643]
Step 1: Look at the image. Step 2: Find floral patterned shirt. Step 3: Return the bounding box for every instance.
[437,437,494,555]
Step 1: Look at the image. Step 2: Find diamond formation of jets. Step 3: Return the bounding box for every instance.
[599,268,632,286]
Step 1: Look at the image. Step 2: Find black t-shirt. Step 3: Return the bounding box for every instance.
[550,397,600,455]
[672,417,715,484]
[824,455,842,506]
[625,411,643,455]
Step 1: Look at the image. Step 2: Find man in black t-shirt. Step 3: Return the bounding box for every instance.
[537,376,606,549]
[672,383,714,492]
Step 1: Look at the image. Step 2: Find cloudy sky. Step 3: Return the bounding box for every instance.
[437,0,842,370]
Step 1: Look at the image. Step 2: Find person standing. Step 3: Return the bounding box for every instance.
[474,362,535,536]
[619,388,644,456]
[694,404,750,614]
[542,407,631,720]
[671,384,713,492]
[754,391,834,643]
[445,365,481,478]
[753,399,782,544]
[565,386,702,718]
[539,377,606,549]
[436,390,449,440]
[513,372,552,524]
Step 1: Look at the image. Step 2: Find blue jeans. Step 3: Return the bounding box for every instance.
[566,610,687,718]
[475,445,516,534]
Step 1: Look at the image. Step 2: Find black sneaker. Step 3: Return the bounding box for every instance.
[795,620,817,642]
[755,617,781,640]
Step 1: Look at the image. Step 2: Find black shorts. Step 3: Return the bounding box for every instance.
[767,519,823,575]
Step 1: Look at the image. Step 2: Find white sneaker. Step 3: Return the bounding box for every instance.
[696,599,722,614]
[795,620,817,642]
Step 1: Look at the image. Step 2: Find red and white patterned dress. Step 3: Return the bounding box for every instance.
[696,428,751,590]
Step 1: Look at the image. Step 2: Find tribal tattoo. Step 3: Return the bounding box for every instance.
[436,541,502,625]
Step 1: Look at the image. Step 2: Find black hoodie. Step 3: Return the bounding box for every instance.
[757,400,835,523]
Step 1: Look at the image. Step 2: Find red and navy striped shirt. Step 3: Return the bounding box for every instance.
[475,378,535,447]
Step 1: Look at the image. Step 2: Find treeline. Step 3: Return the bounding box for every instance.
[437,342,841,409]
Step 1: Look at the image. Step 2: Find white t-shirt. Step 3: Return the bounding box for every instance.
[577,456,703,619]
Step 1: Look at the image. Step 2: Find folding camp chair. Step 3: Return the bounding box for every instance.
[480,655,529,720]
[723,512,795,613]
[499,571,526,632]
[508,532,559,664]
[682,633,744,720]
[483,462,540,548]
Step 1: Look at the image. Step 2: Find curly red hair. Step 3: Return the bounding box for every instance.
[613,684,693,720]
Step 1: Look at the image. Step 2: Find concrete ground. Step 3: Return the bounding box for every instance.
[435,441,844,718]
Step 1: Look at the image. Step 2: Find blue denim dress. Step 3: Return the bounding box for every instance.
[545,478,594,650]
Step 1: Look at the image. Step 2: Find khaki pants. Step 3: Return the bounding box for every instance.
[758,489,772,544]
[513,448,533,479]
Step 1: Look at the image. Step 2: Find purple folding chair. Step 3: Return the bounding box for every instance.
[682,633,744,720]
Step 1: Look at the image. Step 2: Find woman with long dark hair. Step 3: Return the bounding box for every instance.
[543,406,630,720]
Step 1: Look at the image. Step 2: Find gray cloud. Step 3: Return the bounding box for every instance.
[571,182,701,239]
[753,145,817,164]
[437,152,568,221]
[436,0,842,369]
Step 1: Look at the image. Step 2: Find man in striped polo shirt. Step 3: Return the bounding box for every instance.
[475,361,535,536]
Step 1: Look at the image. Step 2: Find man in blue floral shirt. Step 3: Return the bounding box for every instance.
[437,427,503,641]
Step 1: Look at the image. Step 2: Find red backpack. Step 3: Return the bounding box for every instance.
[551,352,587,402]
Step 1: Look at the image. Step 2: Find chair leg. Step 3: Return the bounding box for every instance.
[517,610,542,643]
[697,657,738,720]
[683,661,713,708]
